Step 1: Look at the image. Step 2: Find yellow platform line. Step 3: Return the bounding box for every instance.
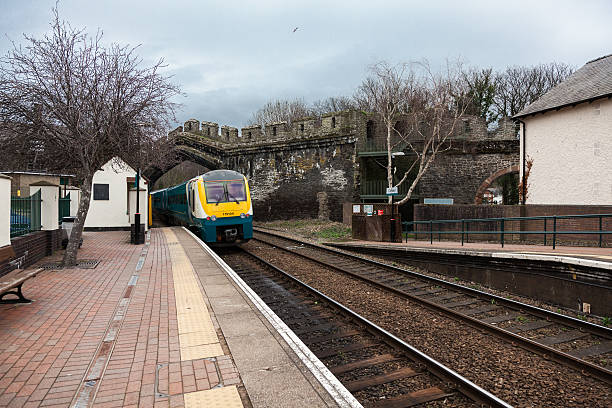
[184,386,243,408]
[164,228,223,360]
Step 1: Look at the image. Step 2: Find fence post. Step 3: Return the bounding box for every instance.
[543,218,547,246]
[461,219,465,246]
[500,219,505,248]
[0,174,11,248]
[430,220,433,244]
[599,215,603,248]
[552,216,557,249]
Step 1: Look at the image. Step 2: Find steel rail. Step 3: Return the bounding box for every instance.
[236,246,513,408]
[252,228,612,385]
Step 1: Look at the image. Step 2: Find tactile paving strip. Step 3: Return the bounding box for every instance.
[184,386,243,408]
[164,229,223,360]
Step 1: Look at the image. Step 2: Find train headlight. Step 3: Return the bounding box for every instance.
[240,213,246,218]
[211,215,217,221]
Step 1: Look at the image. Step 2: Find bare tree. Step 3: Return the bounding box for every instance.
[248,98,313,129]
[394,61,469,206]
[354,60,469,206]
[0,9,180,265]
[354,62,414,203]
[312,96,356,116]
[494,62,573,117]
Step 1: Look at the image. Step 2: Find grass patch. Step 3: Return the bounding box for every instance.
[255,218,352,242]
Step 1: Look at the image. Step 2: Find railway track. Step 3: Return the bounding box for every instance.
[252,228,612,386]
[216,245,511,407]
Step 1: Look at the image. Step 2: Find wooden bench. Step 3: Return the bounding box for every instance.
[0,268,40,304]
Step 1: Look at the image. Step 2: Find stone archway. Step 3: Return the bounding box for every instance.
[474,164,519,204]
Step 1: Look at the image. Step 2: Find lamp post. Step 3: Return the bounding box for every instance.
[390,151,405,242]
[133,124,144,244]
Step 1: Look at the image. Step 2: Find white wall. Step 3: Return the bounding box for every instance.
[85,158,148,228]
[66,187,81,217]
[30,185,59,231]
[520,98,612,205]
[0,174,11,247]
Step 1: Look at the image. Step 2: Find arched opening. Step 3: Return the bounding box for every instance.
[474,165,520,204]
[366,120,375,139]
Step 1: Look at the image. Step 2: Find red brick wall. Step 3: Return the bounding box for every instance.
[0,229,61,277]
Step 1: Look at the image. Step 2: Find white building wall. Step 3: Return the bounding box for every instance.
[85,159,148,229]
[520,98,612,205]
[0,175,11,247]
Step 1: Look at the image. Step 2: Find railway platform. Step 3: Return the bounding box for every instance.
[333,239,612,268]
[0,227,352,408]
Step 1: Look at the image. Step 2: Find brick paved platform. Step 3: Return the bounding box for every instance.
[0,228,349,408]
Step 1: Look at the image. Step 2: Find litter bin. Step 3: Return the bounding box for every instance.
[61,216,82,249]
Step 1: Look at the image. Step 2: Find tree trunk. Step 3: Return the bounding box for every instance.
[63,175,93,266]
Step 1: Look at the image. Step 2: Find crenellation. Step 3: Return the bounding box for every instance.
[264,121,289,140]
[200,121,219,139]
[184,119,200,133]
[220,125,239,143]
[241,124,264,142]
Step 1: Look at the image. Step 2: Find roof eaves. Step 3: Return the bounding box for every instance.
[513,93,612,120]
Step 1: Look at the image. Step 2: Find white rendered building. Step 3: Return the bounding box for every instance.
[514,55,612,205]
[85,158,149,230]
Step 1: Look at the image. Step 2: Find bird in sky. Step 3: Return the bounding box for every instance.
[292,27,299,33]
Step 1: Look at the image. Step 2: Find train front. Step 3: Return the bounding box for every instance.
[197,170,253,244]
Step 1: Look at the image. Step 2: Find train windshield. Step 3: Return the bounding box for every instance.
[204,180,247,204]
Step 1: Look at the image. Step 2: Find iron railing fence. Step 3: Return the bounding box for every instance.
[360,180,412,197]
[403,213,612,249]
[10,190,42,237]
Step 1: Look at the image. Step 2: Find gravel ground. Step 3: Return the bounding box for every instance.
[244,239,611,407]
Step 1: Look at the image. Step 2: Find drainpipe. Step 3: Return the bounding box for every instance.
[517,119,526,205]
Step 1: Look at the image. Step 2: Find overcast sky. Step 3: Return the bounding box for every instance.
[2,0,611,128]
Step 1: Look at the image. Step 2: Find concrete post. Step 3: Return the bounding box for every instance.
[30,183,59,231]
[0,174,11,247]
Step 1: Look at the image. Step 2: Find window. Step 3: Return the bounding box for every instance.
[204,180,247,203]
[93,184,109,200]
[272,126,277,137]
[300,124,304,132]
[331,117,336,128]
[248,131,252,139]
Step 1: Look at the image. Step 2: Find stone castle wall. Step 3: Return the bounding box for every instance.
[160,110,519,221]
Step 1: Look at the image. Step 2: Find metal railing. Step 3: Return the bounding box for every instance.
[10,190,42,238]
[403,213,612,249]
[360,180,411,197]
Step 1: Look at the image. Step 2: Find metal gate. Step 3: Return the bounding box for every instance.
[59,192,71,223]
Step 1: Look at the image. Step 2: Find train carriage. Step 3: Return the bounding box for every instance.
[151,169,253,244]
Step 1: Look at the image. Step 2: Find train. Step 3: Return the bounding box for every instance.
[150,169,253,244]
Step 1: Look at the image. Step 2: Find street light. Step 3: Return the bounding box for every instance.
[133,123,145,245]
[390,151,405,242]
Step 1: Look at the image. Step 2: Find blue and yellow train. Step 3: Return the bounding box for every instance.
[150,169,253,244]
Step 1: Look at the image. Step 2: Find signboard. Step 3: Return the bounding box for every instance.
[364,204,373,216]
[424,198,454,205]
[386,186,398,195]
[352,204,361,213]
[377,210,384,216]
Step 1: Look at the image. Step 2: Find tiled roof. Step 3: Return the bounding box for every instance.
[514,54,612,118]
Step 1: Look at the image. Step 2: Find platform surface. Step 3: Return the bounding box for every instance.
[0,228,346,407]
[334,238,612,269]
